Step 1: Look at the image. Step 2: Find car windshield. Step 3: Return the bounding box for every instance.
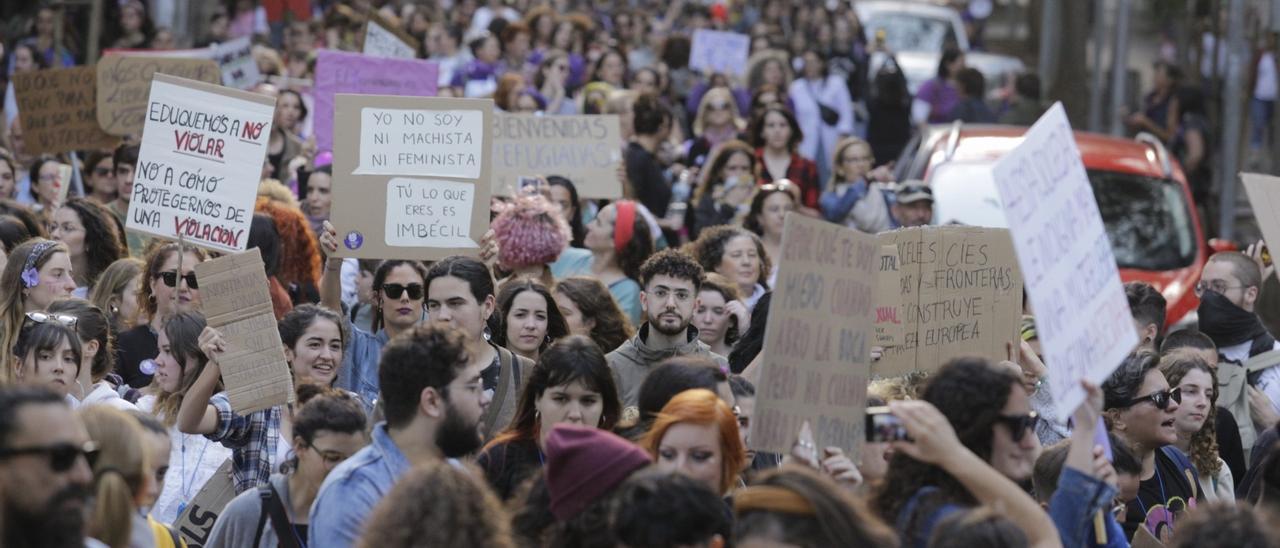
[864,13,957,52]
[929,164,1198,271]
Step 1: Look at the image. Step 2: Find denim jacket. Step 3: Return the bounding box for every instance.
[308,423,408,548]
[336,319,390,411]
[1049,467,1128,548]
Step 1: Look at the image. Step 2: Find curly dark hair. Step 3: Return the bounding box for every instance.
[637,248,703,291]
[509,471,616,547]
[58,197,125,287]
[612,469,732,547]
[359,461,515,548]
[492,279,570,355]
[686,225,771,291]
[1160,351,1221,477]
[553,277,633,352]
[378,324,471,429]
[1102,351,1163,412]
[736,465,899,547]
[872,358,1019,547]
[748,104,803,151]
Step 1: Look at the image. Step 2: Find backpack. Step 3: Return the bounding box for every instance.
[1217,350,1280,462]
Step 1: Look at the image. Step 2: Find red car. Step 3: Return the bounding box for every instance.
[892,123,1225,326]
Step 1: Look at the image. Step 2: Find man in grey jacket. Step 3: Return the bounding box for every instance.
[608,249,729,412]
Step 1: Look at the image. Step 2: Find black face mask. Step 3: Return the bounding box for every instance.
[1198,290,1268,348]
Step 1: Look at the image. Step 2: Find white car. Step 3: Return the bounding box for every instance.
[854,1,1025,94]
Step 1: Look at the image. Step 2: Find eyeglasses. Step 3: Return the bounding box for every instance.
[708,102,732,111]
[843,155,874,163]
[1123,387,1181,411]
[159,271,199,289]
[1194,280,1246,297]
[382,283,424,300]
[0,441,98,472]
[25,311,78,328]
[648,287,693,303]
[993,411,1040,443]
[92,167,112,177]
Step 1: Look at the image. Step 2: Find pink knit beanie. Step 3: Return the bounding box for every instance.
[491,195,569,270]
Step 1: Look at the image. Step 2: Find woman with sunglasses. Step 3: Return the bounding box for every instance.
[205,385,367,548]
[136,311,232,525]
[115,242,206,389]
[12,315,81,401]
[319,222,429,404]
[0,238,76,379]
[688,87,747,170]
[82,149,118,205]
[1103,351,1201,541]
[873,357,1053,548]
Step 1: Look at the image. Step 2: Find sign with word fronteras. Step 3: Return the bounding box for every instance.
[992,102,1137,421]
[873,226,1023,378]
[492,113,623,198]
[753,213,877,456]
[330,94,492,260]
[12,66,119,155]
[126,74,275,252]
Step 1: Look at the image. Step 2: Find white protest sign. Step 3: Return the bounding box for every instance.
[1241,173,1280,281]
[356,107,484,178]
[126,74,275,252]
[690,30,751,77]
[210,37,262,89]
[991,103,1137,420]
[363,17,417,59]
[385,177,477,247]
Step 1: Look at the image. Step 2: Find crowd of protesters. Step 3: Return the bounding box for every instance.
[1,1,1280,548]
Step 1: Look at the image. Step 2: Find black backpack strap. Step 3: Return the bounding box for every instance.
[264,483,304,548]
[253,485,272,548]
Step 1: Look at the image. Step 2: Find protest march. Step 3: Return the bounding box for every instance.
[4,1,1280,547]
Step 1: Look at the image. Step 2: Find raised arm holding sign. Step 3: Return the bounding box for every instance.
[991,103,1138,420]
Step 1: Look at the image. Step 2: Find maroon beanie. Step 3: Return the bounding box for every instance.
[544,424,651,520]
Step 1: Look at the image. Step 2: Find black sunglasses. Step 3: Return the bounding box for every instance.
[994,411,1040,443]
[382,283,424,300]
[0,441,98,472]
[1124,387,1182,411]
[159,270,199,289]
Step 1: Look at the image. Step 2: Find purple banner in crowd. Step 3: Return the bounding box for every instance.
[313,49,438,152]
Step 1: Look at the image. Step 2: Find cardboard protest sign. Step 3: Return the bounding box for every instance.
[753,214,878,456]
[126,74,275,253]
[1242,173,1280,280]
[492,113,623,197]
[363,12,419,59]
[175,458,236,548]
[313,49,439,152]
[330,94,492,260]
[690,30,751,77]
[992,103,1137,421]
[873,226,1023,378]
[12,67,119,155]
[195,248,294,414]
[210,37,262,90]
[96,54,221,136]
[874,245,906,347]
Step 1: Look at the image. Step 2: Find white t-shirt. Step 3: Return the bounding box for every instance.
[1256,52,1278,101]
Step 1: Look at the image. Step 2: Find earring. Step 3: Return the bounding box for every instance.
[545,335,552,345]
[483,326,492,341]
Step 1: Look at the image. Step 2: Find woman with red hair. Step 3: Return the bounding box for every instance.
[256,196,322,307]
[642,388,746,497]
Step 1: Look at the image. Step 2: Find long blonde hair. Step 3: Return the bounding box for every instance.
[80,406,149,548]
[0,239,69,383]
[88,257,144,329]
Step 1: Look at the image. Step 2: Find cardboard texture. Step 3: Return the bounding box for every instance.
[491,113,623,197]
[689,29,751,77]
[752,214,878,456]
[195,248,294,414]
[125,74,275,253]
[313,49,439,152]
[991,103,1137,421]
[52,163,73,207]
[174,458,236,548]
[96,54,221,136]
[117,38,263,90]
[873,226,1023,378]
[1242,173,1280,280]
[874,244,906,347]
[12,66,119,155]
[330,94,492,260]
[362,12,419,59]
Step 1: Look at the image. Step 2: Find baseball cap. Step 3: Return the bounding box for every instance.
[895,181,933,204]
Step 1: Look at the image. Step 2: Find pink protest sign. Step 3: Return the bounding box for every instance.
[313,49,438,152]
